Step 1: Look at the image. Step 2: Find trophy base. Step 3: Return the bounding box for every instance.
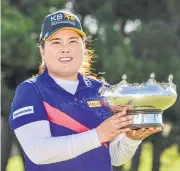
[126,109,164,129]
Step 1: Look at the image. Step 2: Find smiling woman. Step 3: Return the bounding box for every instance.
[39,30,85,80]
[38,30,94,79]
[8,10,161,171]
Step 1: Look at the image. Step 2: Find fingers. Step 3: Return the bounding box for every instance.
[113,127,131,135]
[110,110,133,130]
[148,127,154,131]
[136,128,146,134]
[114,116,132,125]
[118,120,133,129]
[128,130,137,136]
[109,125,131,141]
[112,114,133,127]
[147,127,156,134]
[127,129,150,140]
[126,105,133,110]
[111,105,133,113]
[146,127,162,133]
[115,114,132,122]
[152,127,162,133]
[127,127,163,140]
[110,105,125,112]
[125,126,163,141]
[137,128,153,136]
[156,127,162,131]
[111,110,127,120]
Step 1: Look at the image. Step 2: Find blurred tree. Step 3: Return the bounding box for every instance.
[1,1,66,171]
[73,1,180,171]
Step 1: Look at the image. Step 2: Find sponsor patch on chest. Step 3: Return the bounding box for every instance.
[87,101,102,108]
[13,106,34,119]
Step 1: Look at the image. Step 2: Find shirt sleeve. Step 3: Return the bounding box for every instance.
[110,133,142,166]
[9,81,48,132]
[14,120,101,164]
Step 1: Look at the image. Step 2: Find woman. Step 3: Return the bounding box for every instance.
[9,11,162,171]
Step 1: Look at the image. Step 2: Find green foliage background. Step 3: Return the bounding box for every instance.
[2,1,180,171]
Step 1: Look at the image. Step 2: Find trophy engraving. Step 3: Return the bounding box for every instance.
[99,74,177,129]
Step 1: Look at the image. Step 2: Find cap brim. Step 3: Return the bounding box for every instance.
[45,27,86,41]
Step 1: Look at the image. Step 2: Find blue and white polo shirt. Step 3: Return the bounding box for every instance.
[9,69,113,171]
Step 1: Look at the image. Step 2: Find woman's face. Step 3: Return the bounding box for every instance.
[40,29,85,80]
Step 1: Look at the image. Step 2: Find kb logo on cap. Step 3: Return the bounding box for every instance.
[51,13,75,22]
[50,13,76,26]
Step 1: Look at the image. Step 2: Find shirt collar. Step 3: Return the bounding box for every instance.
[40,68,94,89]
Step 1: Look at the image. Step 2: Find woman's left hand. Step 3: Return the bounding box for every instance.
[126,127,162,140]
[110,105,163,140]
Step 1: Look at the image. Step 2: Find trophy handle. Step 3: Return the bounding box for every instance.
[98,78,109,95]
[98,84,108,95]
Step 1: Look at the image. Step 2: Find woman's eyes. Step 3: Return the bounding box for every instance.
[69,40,78,44]
[52,40,78,45]
[52,41,61,44]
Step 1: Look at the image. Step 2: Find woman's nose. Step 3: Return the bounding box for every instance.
[61,47,70,53]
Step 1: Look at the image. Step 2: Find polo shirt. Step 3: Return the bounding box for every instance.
[9,69,113,171]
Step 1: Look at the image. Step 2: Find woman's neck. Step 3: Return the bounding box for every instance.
[48,71,78,81]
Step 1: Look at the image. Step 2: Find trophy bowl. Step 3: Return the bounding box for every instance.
[99,73,177,129]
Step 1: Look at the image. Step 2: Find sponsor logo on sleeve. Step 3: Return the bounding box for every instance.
[13,106,34,119]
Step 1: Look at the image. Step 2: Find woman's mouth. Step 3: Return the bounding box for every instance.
[58,57,73,62]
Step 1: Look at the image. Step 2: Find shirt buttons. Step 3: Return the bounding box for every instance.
[74,98,78,102]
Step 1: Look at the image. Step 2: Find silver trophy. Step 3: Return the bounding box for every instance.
[99,73,177,129]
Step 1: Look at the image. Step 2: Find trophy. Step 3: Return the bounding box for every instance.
[99,73,177,129]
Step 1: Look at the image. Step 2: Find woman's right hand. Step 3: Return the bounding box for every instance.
[96,107,133,143]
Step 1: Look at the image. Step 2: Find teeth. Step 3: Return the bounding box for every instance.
[59,57,72,61]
